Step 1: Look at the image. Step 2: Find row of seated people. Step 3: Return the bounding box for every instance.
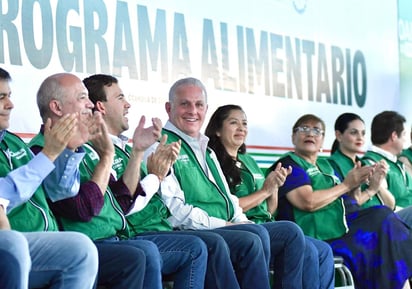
[2,67,412,289]
[206,106,412,289]
[0,70,330,289]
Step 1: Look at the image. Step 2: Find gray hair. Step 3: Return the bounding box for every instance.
[36,73,67,122]
[168,77,207,103]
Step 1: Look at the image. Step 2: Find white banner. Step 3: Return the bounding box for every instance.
[0,0,400,166]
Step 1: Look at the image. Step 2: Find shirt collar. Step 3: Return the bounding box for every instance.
[164,121,209,152]
[109,133,129,150]
[0,130,5,142]
[370,145,397,163]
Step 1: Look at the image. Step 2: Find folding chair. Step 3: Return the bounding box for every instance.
[334,256,355,289]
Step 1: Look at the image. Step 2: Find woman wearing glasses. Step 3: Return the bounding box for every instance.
[205,105,335,289]
[269,113,412,289]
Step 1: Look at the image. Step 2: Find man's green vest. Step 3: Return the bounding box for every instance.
[163,129,235,221]
[400,148,412,163]
[362,150,412,208]
[285,152,348,240]
[1,131,58,232]
[29,134,128,240]
[113,144,173,234]
[328,149,382,208]
[236,153,272,224]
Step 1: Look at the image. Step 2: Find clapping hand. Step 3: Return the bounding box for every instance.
[88,111,114,158]
[344,161,374,190]
[131,116,162,152]
[146,135,181,181]
[263,162,292,195]
[368,160,389,191]
[42,114,78,161]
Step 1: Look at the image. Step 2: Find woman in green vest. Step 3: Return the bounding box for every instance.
[328,112,395,209]
[205,105,335,289]
[270,113,412,289]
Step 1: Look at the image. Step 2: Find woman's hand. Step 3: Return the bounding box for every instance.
[344,161,374,190]
[368,160,388,192]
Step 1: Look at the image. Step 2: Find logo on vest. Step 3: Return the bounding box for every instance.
[177,154,190,163]
[10,148,27,160]
[306,166,320,177]
[88,151,99,161]
[253,173,264,180]
[112,157,123,171]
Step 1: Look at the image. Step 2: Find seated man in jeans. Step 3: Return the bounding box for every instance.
[30,72,208,289]
[0,67,98,289]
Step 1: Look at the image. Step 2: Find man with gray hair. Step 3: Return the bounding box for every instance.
[145,77,311,289]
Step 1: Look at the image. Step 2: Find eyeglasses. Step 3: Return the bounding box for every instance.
[294,126,324,137]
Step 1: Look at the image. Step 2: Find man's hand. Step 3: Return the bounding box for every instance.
[66,110,99,150]
[132,116,162,152]
[88,111,114,158]
[147,135,181,181]
[0,206,10,230]
[42,114,78,161]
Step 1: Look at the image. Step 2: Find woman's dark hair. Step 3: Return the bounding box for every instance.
[205,104,246,189]
[331,113,364,154]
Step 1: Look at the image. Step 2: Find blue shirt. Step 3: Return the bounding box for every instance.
[0,130,84,210]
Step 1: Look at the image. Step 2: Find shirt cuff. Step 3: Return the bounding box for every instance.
[32,152,55,176]
[209,217,227,229]
[0,198,10,213]
[140,174,160,196]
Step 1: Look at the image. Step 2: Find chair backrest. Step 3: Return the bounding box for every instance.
[334,256,355,289]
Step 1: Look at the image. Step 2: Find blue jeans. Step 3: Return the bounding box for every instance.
[132,233,207,289]
[95,237,161,289]
[97,234,207,289]
[94,241,148,289]
[260,221,306,289]
[23,231,98,289]
[0,230,31,289]
[215,224,272,289]
[146,228,268,289]
[171,230,241,289]
[303,236,334,289]
[396,206,412,228]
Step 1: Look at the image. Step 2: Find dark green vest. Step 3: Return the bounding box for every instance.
[1,131,58,232]
[362,150,412,208]
[286,152,348,240]
[113,144,173,234]
[400,148,412,163]
[236,153,272,224]
[163,129,235,221]
[29,133,128,240]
